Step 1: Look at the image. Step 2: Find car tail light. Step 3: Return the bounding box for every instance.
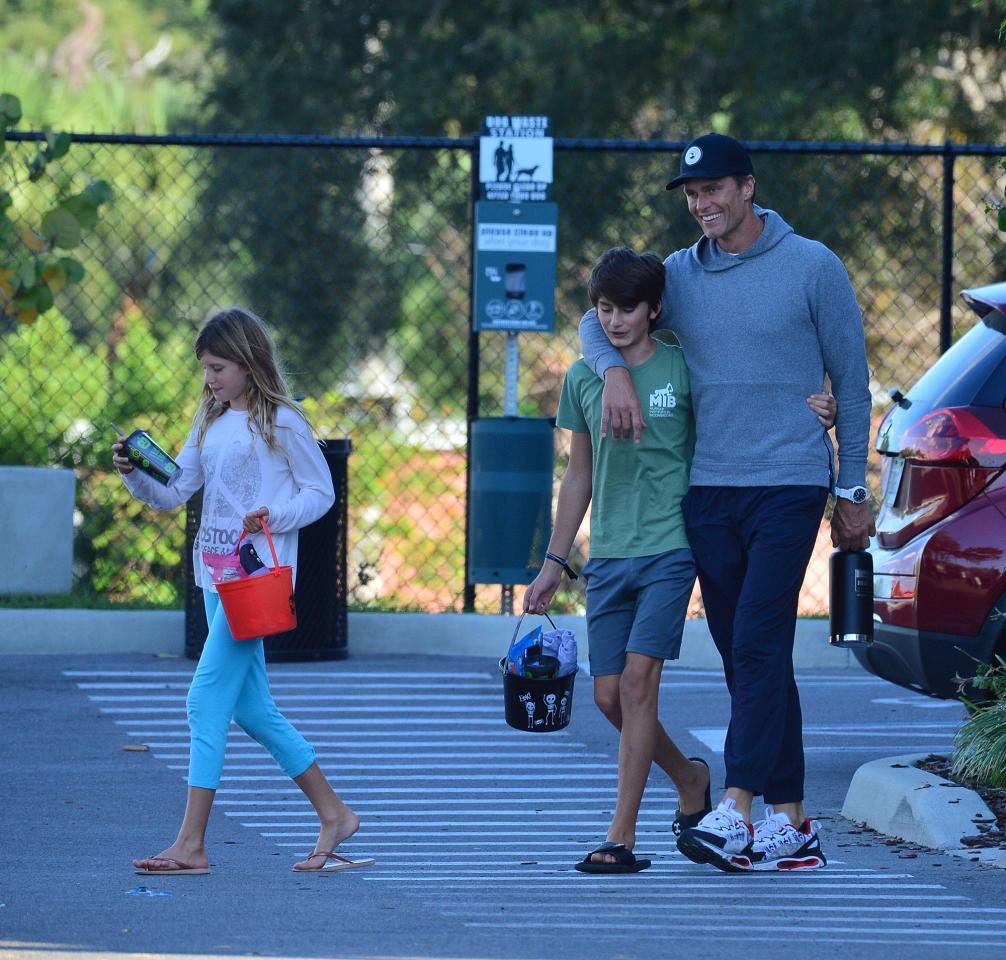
[873,574,916,599]
[900,407,1006,467]
[875,406,1006,549]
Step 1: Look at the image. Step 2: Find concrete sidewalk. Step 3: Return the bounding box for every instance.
[0,607,858,668]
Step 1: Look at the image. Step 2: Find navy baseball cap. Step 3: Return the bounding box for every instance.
[666,133,754,190]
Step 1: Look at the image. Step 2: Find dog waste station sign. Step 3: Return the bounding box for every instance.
[468,116,556,613]
[474,116,556,333]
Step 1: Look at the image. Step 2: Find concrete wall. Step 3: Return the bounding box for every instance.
[1,466,75,595]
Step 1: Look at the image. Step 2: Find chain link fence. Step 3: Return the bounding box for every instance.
[2,133,1005,614]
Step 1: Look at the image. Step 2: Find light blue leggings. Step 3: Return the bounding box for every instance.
[186,591,316,789]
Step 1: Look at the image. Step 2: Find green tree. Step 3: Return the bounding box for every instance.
[203,1,1003,142]
[195,0,1006,406]
[0,92,110,325]
[0,0,209,132]
[0,307,107,464]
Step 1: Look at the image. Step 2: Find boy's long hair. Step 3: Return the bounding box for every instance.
[587,247,665,331]
[192,306,314,451]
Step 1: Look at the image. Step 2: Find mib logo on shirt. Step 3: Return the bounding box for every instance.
[649,382,677,418]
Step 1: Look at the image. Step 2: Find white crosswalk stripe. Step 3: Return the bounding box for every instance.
[66,663,1004,948]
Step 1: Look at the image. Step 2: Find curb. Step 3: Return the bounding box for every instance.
[842,753,1006,869]
[0,609,860,668]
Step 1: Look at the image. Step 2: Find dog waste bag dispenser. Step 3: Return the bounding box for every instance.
[468,417,553,585]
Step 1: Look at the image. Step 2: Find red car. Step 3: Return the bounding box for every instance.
[857,282,1006,699]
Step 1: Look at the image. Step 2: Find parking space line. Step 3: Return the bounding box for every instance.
[67,664,991,951]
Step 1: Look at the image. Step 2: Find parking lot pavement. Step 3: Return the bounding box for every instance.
[4,652,1006,960]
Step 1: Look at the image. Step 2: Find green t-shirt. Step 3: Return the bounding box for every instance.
[557,340,694,559]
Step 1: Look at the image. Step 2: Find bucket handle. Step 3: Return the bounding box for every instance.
[501,611,560,677]
[234,519,280,569]
[508,610,557,648]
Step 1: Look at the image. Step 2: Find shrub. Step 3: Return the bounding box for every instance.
[952,655,1006,787]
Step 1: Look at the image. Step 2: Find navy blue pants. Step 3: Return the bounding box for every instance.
[681,485,828,803]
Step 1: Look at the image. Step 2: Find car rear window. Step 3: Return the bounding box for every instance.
[907,318,1006,409]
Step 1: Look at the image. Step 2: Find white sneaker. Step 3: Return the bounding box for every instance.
[750,805,827,871]
[676,798,754,872]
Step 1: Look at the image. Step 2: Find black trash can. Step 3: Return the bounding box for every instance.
[185,438,351,662]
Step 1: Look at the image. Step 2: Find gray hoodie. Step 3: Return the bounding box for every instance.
[579,207,871,489]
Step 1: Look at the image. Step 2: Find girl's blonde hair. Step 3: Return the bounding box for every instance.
[192,306,314,450]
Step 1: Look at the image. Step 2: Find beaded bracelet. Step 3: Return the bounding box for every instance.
[544,551,579,581]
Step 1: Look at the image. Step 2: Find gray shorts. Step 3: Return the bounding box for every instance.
[583,548,696,677]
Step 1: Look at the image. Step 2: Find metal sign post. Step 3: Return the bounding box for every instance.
[503,331,520,416]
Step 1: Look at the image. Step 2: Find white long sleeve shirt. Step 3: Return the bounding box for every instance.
[122,406,335,591]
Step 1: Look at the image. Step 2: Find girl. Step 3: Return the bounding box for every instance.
[114,306,373,875]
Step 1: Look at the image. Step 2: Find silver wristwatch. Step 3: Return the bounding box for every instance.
[834,484,869,504]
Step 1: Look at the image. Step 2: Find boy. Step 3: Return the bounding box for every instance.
[523,246,711,873]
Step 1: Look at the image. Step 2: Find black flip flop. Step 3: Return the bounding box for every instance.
[574,841,651,874]
[672,756,713,836]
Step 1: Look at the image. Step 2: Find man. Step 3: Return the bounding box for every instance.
[578,133,874,872]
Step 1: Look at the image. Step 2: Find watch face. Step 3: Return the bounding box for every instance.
[852,487,868,503]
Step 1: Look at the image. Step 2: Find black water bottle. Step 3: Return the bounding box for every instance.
[829,550,874,647]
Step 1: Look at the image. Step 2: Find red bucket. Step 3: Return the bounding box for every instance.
[216,521,296,640]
